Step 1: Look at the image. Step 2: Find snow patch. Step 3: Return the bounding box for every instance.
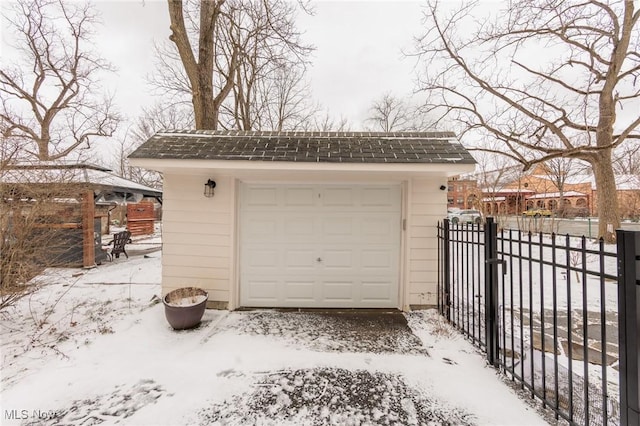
[165,294,207,307]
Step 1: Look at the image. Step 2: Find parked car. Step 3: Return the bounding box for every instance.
[522,208,553,217]
[447,208,461,222]
[449,209,483,224]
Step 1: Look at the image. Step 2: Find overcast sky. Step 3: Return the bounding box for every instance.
[91,0,426,127]
[0,0,438,164]
[2,0,636,166]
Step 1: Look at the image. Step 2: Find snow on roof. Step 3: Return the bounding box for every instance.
[527,191,587,199]
[485,188,535,194]
[0,163,161,197]
[130,130,477,165]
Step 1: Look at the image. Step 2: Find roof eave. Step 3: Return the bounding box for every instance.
[129,158,476,176]
[92,183,162,198]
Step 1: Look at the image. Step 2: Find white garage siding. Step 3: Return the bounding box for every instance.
[406,178,446,308]
[161,173,235,306]
[159,173,444,310]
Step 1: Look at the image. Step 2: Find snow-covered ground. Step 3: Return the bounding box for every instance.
[0,252,548,425]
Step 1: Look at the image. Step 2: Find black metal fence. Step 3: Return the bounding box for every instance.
[437,217,633,426]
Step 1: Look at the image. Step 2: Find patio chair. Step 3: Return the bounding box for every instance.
[104,230,132,261]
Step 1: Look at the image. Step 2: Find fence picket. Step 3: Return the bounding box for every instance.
[438,218,623,426]
[616,230,640,426]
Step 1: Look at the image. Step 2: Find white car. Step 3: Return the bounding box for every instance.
[449,209,482,224]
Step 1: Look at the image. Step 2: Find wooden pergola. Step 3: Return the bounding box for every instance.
[0,163,162,268]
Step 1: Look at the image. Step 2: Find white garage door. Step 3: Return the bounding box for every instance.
[239,184,401,308]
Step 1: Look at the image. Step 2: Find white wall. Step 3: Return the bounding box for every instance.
[406,177,447,307]
[160,172,448,310]
[161,173,235,305]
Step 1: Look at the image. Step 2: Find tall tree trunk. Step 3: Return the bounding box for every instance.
[591,150,620,243]
[558,187,565,217]
[196,0,218,130]
[167,0,224,130]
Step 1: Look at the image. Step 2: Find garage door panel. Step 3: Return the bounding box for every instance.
[322,281,355,302]
[245,217,278,238]
[240,184,400,308]
[283,280,316,302]
[322,217,355,237]
[362,187,397,206]
[322,187,355,206]
[361,217,394,236]
[246,187,279,207]
[285,187,316,206]
[321,249,353,269]
[284,217,317,238]
[245,280,280,302]
[285,249,316,269]
[361,281,393,301]
[244,248,279,269]
[361,249,393,270]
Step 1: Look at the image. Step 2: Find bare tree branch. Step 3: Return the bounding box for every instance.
[0,0,120,161]
[413,0,640,241]
[162,0,312,131]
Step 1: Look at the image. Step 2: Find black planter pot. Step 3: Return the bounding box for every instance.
[163,287,208,330]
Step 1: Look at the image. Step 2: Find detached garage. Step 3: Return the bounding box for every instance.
[129,130,475,310]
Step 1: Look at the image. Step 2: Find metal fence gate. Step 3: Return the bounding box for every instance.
[437,218,640,426]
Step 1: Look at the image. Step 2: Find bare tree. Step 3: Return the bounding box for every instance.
[129,103,194,144]
[614,140,640,174]
[164,0,312,131]
[113,103,193,188]
[307,110,351,132]
[146,40,193,111]
[613,141,640,219]
[0,0,120,162]
[0,136,24,169]
[112,132,163,190]
[254,64,320,131]
[415,0,640,242]
[542,157,588,216]
[165,0,229,130]
[0,168,92,311]
[365,93,411,132]
[225,1,312,130]
[225,61,319,131]
[365,92,443,132]
[473,149,519,214]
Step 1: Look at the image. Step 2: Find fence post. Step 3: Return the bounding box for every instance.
[484,217,500,367]
[617,229,640,426]
[443,218,451,320]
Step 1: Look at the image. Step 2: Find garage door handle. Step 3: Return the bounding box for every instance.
[317,257,322,262]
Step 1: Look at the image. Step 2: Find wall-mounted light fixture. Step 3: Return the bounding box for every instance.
[204,179,216,197]
[439,185,447,191]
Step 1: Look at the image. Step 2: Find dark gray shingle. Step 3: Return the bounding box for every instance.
[128,130,476,164]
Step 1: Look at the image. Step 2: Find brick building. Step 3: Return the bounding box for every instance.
[446,176,479,210]
[449,165,640,218]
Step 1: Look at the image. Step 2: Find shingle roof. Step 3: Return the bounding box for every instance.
[128,130,476,164]
[1,163,162,197]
